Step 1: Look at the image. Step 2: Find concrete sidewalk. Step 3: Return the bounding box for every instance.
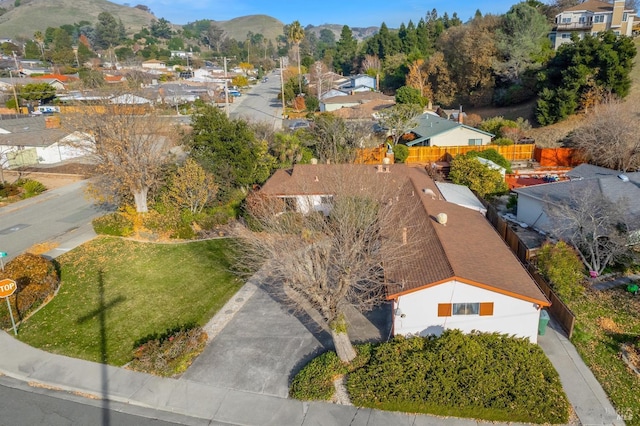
[538,318,625,425]
[0,331,531,426]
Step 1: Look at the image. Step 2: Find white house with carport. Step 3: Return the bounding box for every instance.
[402,113,494,147]
[259,163,550,343]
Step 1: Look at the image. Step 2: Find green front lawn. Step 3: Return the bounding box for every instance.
[570,287,640,425]
[14,236,243,366]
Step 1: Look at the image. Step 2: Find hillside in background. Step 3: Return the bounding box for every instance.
[0,0,377,44]
[212,15,285,43]
[0,0,155,39]
[305,24,379,41]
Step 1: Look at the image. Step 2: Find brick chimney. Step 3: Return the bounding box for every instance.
[45,115,61,129]
[458,105,463,124]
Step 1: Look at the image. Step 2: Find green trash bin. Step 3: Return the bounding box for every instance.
[538,309,550,336]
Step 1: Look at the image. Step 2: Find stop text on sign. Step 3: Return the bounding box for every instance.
[0,278,17,298]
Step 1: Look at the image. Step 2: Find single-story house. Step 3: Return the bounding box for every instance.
[260,163,550,343]
[0,116,90,167]
[338,74,377,93]
[142,59,167,70]
[403,113,494,147]
[320,92,394,112]
[513,163,640,236]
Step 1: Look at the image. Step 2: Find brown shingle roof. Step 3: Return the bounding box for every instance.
[260,164,549,306]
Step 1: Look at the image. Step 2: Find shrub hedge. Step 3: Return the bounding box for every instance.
[128,324,208,377]
[347,331,569,424]
[92,212,134,236]
[0,253,59,327]
[291,331,570,424]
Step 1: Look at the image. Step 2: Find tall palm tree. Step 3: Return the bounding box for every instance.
[33,31,45,61]
[287,21,304,94]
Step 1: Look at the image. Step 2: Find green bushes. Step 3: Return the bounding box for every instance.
[536,241,585,301]
[128,324,208,377]
[92,212,134,236]
[291,331,570,424]
[19,179,46,198]
[346,331,570,424]
[0,253,59,327]
[0,179,46,199]
[393,144,409,163]
[290,344,373,400]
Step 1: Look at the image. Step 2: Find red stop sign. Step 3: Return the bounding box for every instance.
[0,278,16,298]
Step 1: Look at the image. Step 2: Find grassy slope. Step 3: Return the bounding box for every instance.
[216,15,284,44]
[0,0,155,39]
[14,236,243,366]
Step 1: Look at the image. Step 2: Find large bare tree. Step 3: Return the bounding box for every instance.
[235,166,422,362]
[62,102,177,213]
[545,186,629,276]
[568,99,640,172]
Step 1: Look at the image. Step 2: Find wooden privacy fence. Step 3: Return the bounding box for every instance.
[527,265,576,338]
[533,147,587,167]
[483,202,576,338]
[356,144,536,165]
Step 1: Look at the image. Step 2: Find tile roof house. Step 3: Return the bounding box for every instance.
[513,163,640,237]
[403,113,494,147]
[549,0,635,49]
[260,163,550,343]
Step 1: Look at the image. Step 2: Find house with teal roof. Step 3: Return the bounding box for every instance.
[403,113,494,147]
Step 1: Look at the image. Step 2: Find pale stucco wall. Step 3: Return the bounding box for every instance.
[393,280,542,343]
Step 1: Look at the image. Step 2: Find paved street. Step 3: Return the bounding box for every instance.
[0,180,106,262]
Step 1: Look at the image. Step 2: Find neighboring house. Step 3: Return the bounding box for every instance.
[549,0,635,49]
[320,91,394,112]
[260,163,550,343]
[142,59,167,70]
[0,116,89,167]
[110,94,153,105]
[0,76,67,91]
[513,164,640,236]
[403,113,494,147]
[338,74,377,93]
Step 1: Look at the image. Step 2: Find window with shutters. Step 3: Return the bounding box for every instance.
[437,302,494,316]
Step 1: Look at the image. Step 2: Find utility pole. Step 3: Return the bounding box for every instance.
[9,70,20,115]
[280,57,286,119]
[223,57,230,118]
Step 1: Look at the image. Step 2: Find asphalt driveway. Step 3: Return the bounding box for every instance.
[181,282,391,398]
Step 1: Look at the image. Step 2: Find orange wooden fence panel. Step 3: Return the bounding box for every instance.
[534,147,586,167]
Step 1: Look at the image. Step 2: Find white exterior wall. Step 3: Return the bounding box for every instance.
[294,195,332,215]
[431,127,492,147]
[36,143,87,164]
[321,101,358,112]
[393,280,542,343]
[515,194,551,232]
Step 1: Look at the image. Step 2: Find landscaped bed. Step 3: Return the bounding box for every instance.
[291,330,570,424]
[570,286,640,425]
[10,236,242,366]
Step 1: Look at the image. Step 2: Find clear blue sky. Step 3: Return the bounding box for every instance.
[112,0,520,28]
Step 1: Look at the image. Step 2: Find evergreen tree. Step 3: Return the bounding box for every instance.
[335,25,357,75]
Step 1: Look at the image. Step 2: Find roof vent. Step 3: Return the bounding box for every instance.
[435,213,448,225]
[618,174,629,182]
[422,188,436,199]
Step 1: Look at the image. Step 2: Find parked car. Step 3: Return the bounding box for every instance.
[227,90,241,97]
[288,120,310,131]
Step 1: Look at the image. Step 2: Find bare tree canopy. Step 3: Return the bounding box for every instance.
[568,99,640,172]
[235,166,423,362]
[545,185,629,275]
[62,103,177,213]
